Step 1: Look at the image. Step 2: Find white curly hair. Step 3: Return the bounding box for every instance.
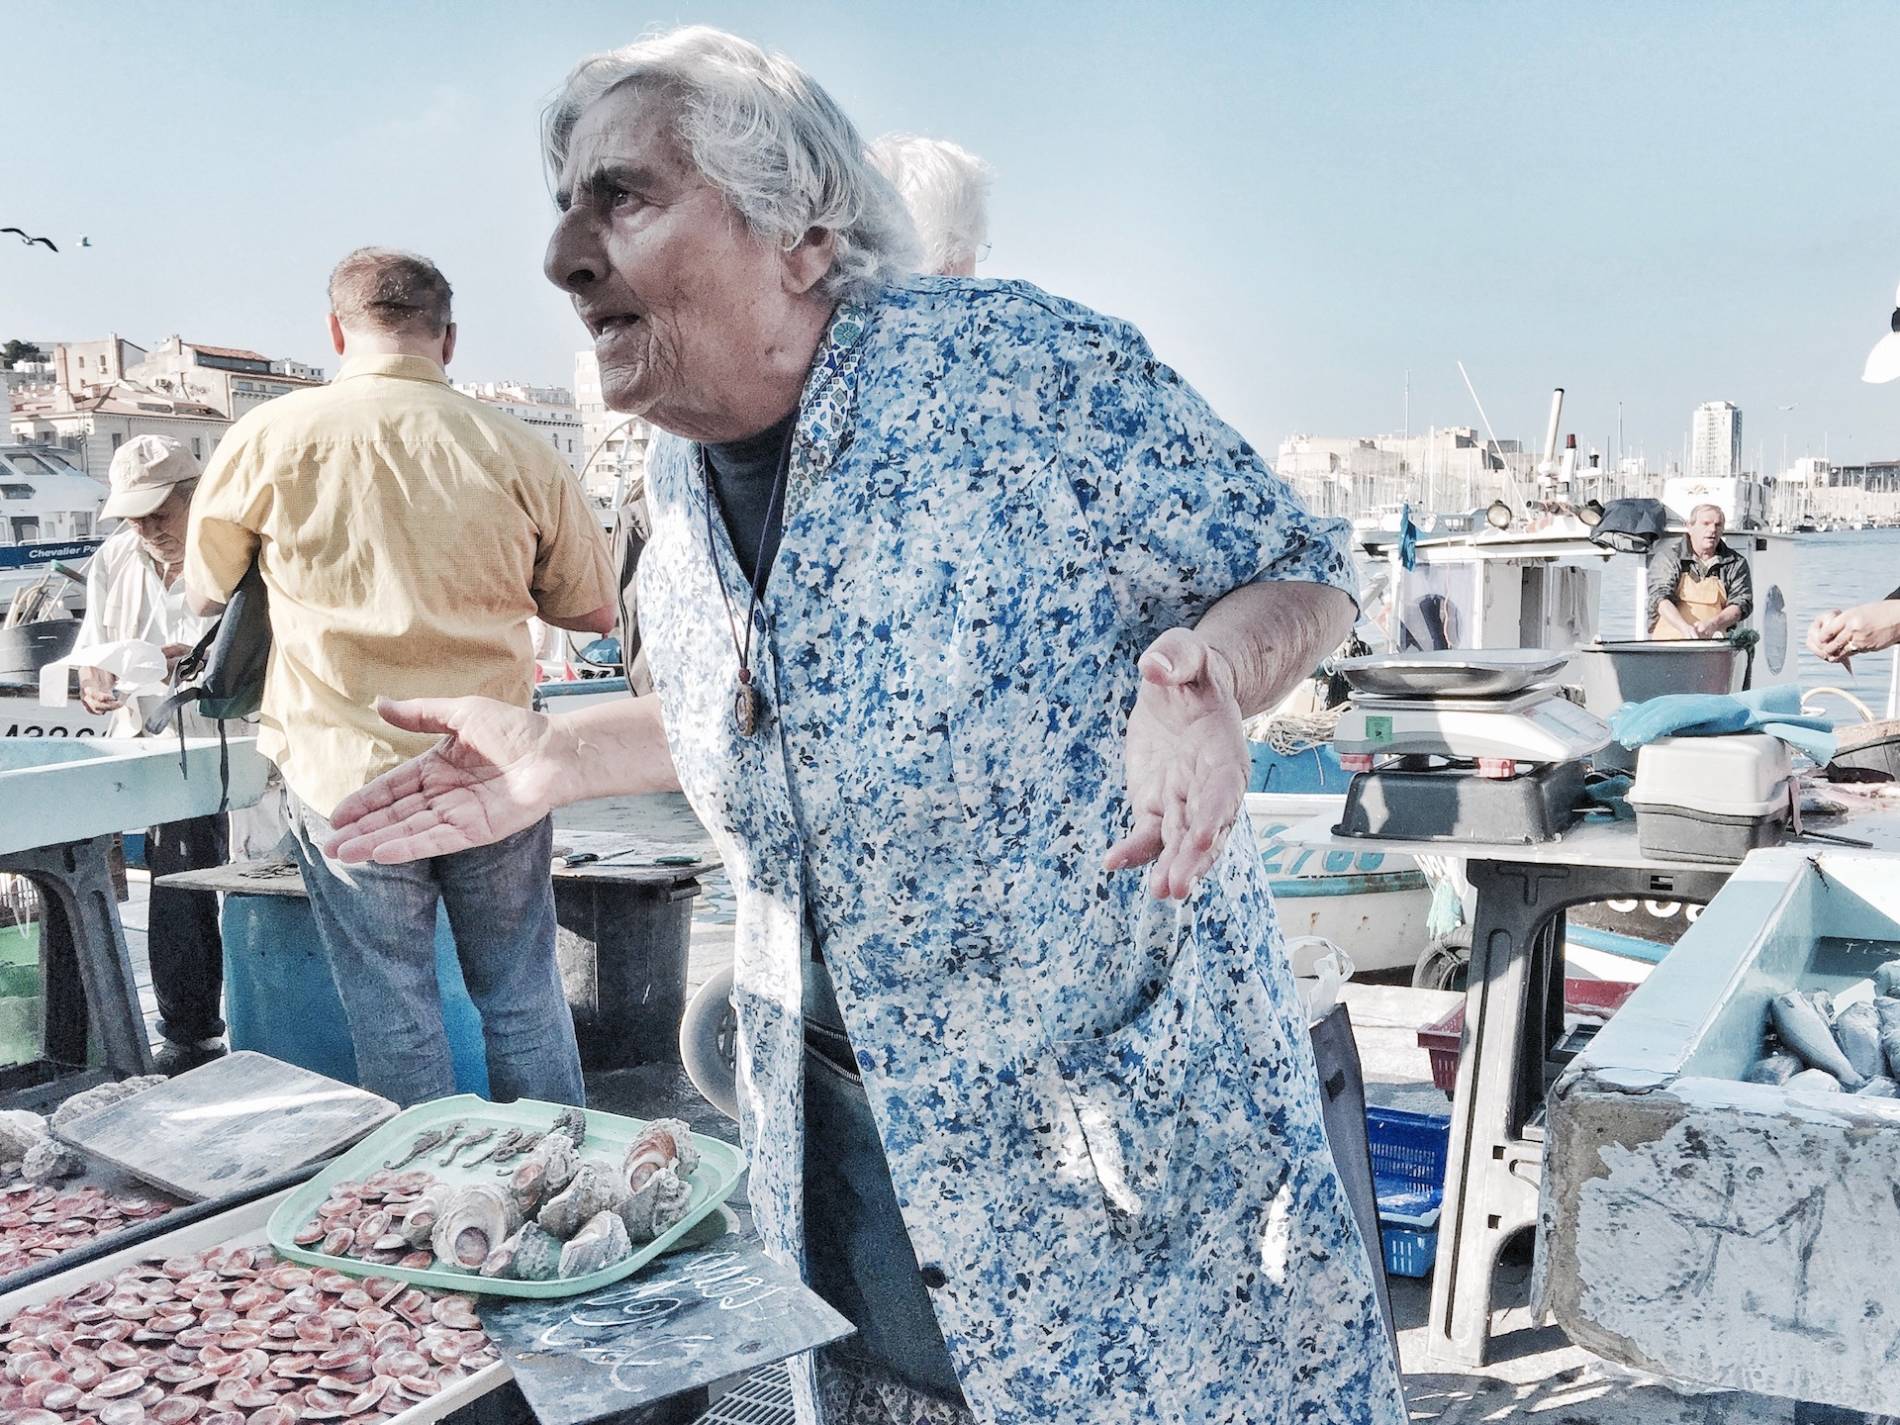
[543,26,920,304]
[869,134,993,276]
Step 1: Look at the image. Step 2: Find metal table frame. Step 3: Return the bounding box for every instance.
[1282,815,1743,1368]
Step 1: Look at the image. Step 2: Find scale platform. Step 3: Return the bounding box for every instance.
[1334,685,1611,764]
[1334,757,1588,845]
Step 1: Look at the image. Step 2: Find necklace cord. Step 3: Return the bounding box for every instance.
[702,417,798,688]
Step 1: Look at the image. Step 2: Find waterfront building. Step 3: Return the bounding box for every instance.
[8,384,229,479]
[454,381,585,475]
[574,351,650,500]
[126,337,325,421]
[1690,401,1743,482]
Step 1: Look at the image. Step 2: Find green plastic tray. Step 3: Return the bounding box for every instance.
[264,1095,744,1299]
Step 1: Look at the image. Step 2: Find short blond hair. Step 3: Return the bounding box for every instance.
[327,247,453,335]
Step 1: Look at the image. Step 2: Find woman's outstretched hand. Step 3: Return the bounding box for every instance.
[1105,627,1249,900]
[323,696,574,864]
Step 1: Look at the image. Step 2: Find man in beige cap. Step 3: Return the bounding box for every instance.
[77,434,232,1074]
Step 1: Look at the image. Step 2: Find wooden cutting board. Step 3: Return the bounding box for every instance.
[51,1052,397,1202]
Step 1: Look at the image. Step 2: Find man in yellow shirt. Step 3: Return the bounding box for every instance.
[184,247,615,1107]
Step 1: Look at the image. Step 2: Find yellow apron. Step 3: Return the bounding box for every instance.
[1650,567,1728,637]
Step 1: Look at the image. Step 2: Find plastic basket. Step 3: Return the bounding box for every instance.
[1365,1106,1451,1278]
[1416,977,1642,1095]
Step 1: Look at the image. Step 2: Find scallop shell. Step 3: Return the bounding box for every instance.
[619,1164,693,1243]
[535,1162,629,1240]
[557,1210,631,1278]
[428,1184,522,1271]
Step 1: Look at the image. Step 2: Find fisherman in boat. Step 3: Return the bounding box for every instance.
[1646,501,1753,640]
[318,26,1403,1425]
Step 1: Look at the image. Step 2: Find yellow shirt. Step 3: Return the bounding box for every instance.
[184,353,615,815]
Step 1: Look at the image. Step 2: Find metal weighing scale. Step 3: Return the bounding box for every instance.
[1330,651,1613,845]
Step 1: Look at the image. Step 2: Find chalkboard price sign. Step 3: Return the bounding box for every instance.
[483,1227,854,1425]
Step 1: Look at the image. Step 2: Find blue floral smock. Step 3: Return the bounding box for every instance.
[638,277,1406,1425]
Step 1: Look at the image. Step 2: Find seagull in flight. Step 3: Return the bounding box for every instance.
[1,227,59,252]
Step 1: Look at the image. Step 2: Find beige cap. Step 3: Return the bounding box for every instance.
[101,434,201,520]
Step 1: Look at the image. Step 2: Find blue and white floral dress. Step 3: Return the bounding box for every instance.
[638,277,1406,1425]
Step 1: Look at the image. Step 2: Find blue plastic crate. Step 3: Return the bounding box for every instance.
[1365,1106,1451,1278]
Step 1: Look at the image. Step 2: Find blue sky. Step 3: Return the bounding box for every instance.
[8,1,1900,467]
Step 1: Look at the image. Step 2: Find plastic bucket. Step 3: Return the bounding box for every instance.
[1574,640,1746,772]
[0,619,79,682]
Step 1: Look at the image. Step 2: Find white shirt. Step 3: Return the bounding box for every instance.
[76,526,218,739]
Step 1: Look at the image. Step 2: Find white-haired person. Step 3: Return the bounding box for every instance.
[321,26,1403,1425]
[869,134,993,277]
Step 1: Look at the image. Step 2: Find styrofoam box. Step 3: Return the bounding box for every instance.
[1627,733,1792,818]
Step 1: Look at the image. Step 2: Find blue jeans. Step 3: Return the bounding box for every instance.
[286,794,584,1109]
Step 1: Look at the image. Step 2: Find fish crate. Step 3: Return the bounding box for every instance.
[1417,977,1641,1094]
[1542,847,1900,1419]
[1365,1106,1450,1278]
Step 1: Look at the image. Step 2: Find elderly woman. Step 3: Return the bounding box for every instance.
[327,26,1404,1425]
[868,134,994,277]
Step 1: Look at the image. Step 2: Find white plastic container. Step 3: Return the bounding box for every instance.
[1626,734,1791,863]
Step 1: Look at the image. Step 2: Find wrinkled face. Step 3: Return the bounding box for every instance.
[1688,508,1725,558]
[127,486,192,566]
[544,85,793,432]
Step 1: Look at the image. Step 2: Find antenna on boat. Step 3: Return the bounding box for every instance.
[1456,360,1525,513]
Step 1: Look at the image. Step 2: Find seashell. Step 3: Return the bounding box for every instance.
[619,1164,693,1243]
[429,1185,521,1271]
[99,1401,149,1425]
[396,1187,447,1249]
[621,1118,697,1193]
[536,1162,630,1240]
[429,1296,480,1331]
[500,1222,564,1283]
[247,1405,298,1425]
[558,1211,631,1278]
[398,1251,433,1271]
[507,1136,579,1217]
[96,1368,146,1398]
[317,1229,354,1258]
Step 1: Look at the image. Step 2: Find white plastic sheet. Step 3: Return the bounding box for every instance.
[37,638,169,708]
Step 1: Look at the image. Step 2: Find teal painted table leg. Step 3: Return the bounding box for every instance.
[2,836,152,1077]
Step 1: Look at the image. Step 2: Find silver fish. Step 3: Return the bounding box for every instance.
[1876,998,1900,1079]
[1743,1052,1802,1085]
[1835,1002,1885,1080]
[1856,1076,1899,1098]
[1787,1068,1845,1095]
[1876,961,1900,998]
[1770,991,1865,1088]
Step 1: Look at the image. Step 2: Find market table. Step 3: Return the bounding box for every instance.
[1285,808,1900,1370]
[157,829,717,1081]
[0,735,270,1088]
